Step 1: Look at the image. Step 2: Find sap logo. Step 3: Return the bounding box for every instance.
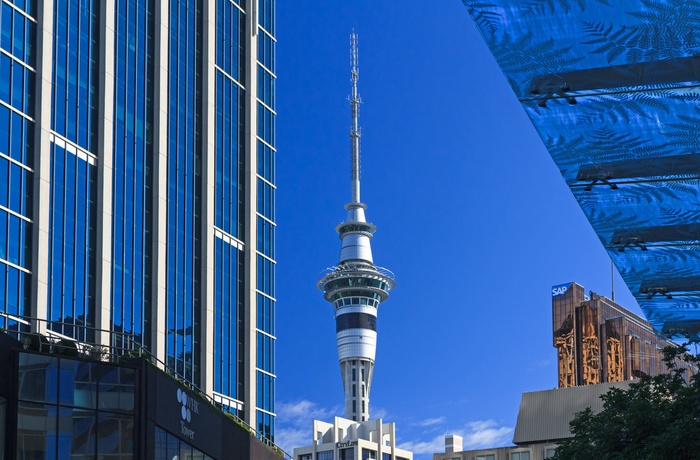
[552,283,571,297]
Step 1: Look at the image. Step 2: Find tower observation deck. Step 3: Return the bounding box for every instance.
[318,32,395,422]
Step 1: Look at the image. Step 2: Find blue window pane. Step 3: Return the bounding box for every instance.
[0,104,8,156]
[10,110,23,163]
[0,158,7,207]
[1,4,11,53]
[0,211,6,261]
[11,60,23,110]
[0,55,9,104]
[13,10,24,60]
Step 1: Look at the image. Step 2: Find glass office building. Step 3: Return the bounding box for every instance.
[552,282,675,388]
[0,0,275,443]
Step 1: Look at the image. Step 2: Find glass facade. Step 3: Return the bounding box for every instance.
[1,0,275,443]
[255,0,276,443]
[0,0,34,332]
[213,0,245,410]
[213,233,242,399]
[166,0,203,384]
[16,352,136,459]
[155,426,213,460]
[51,0,99,154]
[48,0,100,341]
[552,282,676,387]
[112,0,155,349]
[48,139,97,341]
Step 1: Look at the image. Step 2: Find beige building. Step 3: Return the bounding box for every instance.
[294,416,412,460]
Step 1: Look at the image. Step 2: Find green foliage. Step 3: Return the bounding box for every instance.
[553,344,700,460]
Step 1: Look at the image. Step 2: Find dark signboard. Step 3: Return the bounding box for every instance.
[146,364,225,458]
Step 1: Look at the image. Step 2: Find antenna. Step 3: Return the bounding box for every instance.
[611,259,615,302]
[350,31,361,203]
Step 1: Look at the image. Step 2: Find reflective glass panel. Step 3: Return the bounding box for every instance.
[462,1,700,338]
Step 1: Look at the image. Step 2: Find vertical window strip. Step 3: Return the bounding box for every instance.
[214,233,240,399]
[51,0,99,154]
[166,0,203,385]
[47,142,96,342]
[255,0,275,437]
[214,70,241,238]
[112,0,154,348]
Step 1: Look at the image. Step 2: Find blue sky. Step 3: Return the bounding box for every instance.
[273,1,640,458]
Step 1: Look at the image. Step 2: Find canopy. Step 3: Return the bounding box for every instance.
[462,0,700,339]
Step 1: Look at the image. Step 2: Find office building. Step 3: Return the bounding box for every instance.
[552,282,675,387]
[317,32,395,422]
[0,0,277,454]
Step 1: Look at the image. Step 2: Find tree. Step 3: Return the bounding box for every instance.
[553,345,700,460]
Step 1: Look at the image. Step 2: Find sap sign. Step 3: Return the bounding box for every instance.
[552,283,572,297]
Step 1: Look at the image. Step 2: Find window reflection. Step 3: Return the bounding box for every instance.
[554,314,575,388]
[154,426,214,460]
[16,353,136,459]
[553,284,677,388]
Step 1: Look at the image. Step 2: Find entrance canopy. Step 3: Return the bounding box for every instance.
[462,1,700,339]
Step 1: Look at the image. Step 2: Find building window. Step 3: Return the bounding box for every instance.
[16,353,137,459]
[317,451,333,460]
[511,452,530,460]
[298,455,311,460]
[154,426,213,459]
[476,455,495,460]
[545,449,557,459]
[362,448,377,459]
[339,447,354,460]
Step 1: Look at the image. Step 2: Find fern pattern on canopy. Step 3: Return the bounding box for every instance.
[461,0,700,337]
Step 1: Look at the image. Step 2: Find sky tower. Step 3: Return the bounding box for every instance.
[318,33,396,422]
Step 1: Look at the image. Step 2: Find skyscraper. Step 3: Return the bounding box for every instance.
[0,0,275,439]
[318,32,395,423]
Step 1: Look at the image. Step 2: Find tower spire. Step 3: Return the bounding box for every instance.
[318,32,395,422]
[350,31,361,204]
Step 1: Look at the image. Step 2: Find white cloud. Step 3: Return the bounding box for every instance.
[277,400,337,422]
[275,400,341,455]
[371,406,389,420]
[399,419,513,455]
[460,420,513,448]
[414,416,446,427]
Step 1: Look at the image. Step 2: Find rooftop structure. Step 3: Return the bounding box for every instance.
[461,1,700,339]
[317,32,395,422]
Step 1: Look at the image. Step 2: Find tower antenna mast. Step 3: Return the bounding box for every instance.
[350,31,361,204]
